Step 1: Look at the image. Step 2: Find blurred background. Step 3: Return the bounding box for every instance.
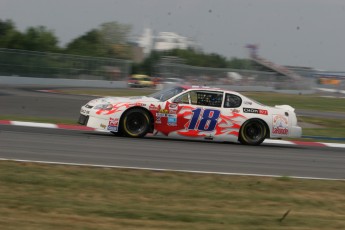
[1,0,345,94]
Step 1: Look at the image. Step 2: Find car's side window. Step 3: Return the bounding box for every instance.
[173,91,223,107]
[224,93,242,108]
[193,91,223,107]
[174,92,190,104]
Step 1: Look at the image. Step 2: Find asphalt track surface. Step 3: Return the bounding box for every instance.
[0,85,94,120]
[0,85,344,180]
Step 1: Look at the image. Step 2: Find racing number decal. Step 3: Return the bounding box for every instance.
[188,108,220,131]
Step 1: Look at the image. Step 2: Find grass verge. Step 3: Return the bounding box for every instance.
[298,116,345,141]
[0,161,344,230]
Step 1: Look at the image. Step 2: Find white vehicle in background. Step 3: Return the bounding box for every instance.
[227,72,243,81]
[78,85,302,145]
[162,77,184,86]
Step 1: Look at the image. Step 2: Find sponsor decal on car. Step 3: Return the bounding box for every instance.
[108,126,118,131]
[127,102,146,107]
[136,102,146,106]
[169,103,178,109]
[159,109,169,114]
[156,113,167,117]
[156,116,162,124]
[272,114,289,135]
[243,108,268,115]
[149,104,159,110]
[167,114,177,126]
[156,109,170,118]
[107,117,119,131]
[169,103,178,114]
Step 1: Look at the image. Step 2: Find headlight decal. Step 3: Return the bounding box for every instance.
[95,102,131,115]
[94,103,113,110]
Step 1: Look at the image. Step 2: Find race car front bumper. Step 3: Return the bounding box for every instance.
[289,125,302,138]
[78,114,89,125]
[78,105,91,125]
[86,116,111,131]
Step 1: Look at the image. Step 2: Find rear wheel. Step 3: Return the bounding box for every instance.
[239,119,267,145]
[121,109,150,137]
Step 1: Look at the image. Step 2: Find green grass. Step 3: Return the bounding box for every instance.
[299,116,345,139]
[0,161,344,230]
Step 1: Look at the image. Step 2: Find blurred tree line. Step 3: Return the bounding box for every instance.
[0,19,132,58]
[0,19,253,75]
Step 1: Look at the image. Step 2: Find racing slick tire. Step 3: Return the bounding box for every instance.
[120,108,150,137]
[239,119,267,145]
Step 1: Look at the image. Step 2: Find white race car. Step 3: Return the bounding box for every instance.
[78,86,301,145]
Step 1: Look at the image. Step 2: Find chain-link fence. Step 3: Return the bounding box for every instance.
[0,48,131,81]
[0,49,317,90]
[154,57,315,90]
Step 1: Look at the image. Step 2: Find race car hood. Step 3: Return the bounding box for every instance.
[87,96,160,106]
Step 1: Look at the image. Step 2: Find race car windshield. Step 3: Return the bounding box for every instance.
[148,86,186,101]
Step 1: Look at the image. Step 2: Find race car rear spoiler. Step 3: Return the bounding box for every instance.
[275,105,295,112]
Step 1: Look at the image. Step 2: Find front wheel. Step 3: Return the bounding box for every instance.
[121,109,150,137]
[239,119,267,145]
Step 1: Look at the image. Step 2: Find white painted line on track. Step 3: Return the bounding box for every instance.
[11,121,57,128]
[0,158,343,181]
[316,87,345,94]
[322,142,345,148]
[263,139,295,145]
